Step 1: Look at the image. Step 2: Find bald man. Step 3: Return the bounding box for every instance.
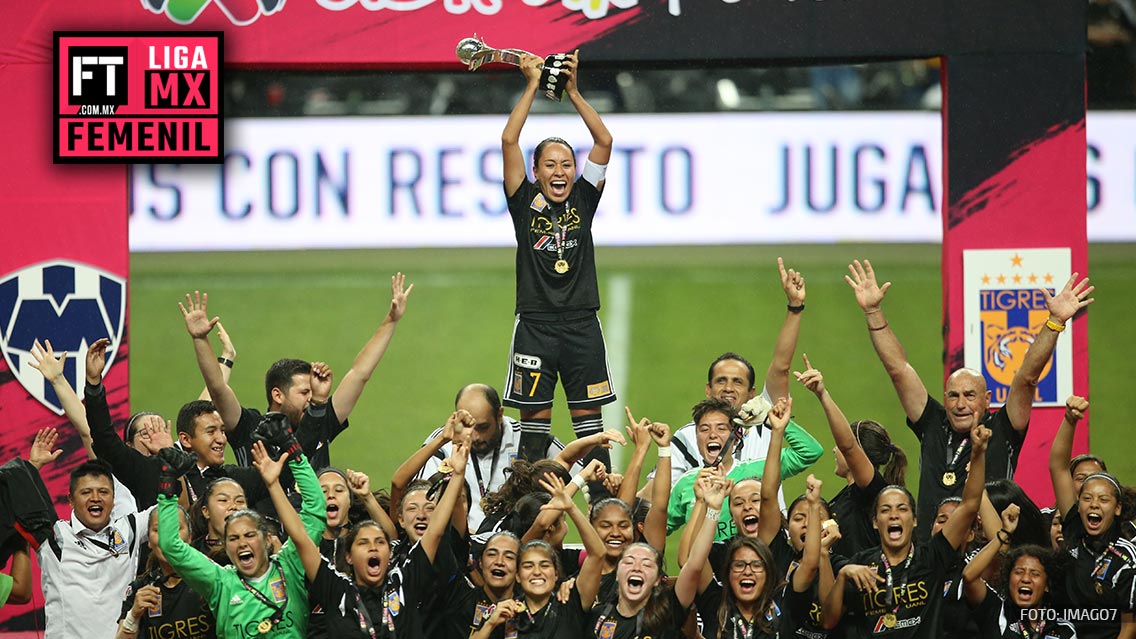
[845,259,1094,539]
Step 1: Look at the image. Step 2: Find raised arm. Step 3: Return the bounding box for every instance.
[540,472,606,608]
[391,411,463,518]
[793,475,826,593]
[643,422,672,552]
[1050,395,1087,516]
[963,503,1018,605]
[251,442,321,580]
[796,356,874,488]
[616,408,652,505]
[677,475,733,606]
[677,466,714,567]
[197,322,237,401]
[330,273,412,422]
[1005,274,1094,431]
[522,461,592,543]
[180,291,242,429]
[845,259,929,423]
[502,54,542,196]
[28,339,96,459]
[563,51,612,170]
[346,469,397,543]
[764,258,806,401]
[156,448,221,595]
[556,429,625,471]
[758,397,792,544]
[942,424,989,549]
[421,437,470,563]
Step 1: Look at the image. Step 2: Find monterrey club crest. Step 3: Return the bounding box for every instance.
[0,260,125,415]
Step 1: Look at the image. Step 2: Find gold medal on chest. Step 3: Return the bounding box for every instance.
[554,260,569,274]
[257,619,273,634]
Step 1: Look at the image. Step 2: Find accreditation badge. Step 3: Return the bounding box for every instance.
[148,596,163,618]
[599,620,617,639]
[269,576,287,603]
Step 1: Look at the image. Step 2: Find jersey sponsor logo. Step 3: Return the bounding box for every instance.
[514,353,542,370]
[533,236,553,250]
[0,260,125,415]
[598,620,616,639]
[586,380,612,398]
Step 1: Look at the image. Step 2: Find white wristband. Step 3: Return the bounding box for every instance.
[705,508,721,521]
[122,611,140,634]
[657,446,671,458]
[571,474,587,490]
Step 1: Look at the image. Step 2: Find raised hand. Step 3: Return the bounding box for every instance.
[703,475,733,511]
[539,472,575,512]
[138,416,174,455]
[806,473,823,503]
[309,362,333,404]
[779,257,806,306]
[216,322,237,361]
[157,447,197,497]
[593,429,627,450]
[29,428,63,469]
[1045,273,1095,324]
[580,459,607,484]
[519,53,543,84]
[793,353,825,397]
[768,396,792,432]
[648,421,672,448]
[603,472,623,496]
[252,412,301,459]
[625,407,651,450]
[346,469,372,497]
[821,520,842,551]
[845,259,892,313]
[1064,395,1089,425]
[450,436,471,476]
[85,338,111,385]
[179,291,219,339]
[1001,502,1021,534]
[735,395,773,428]
[970,423,992,454]
[28,340,66,384]
[251,440,288,486]
[387,272,414,323]
[563,49,580,95]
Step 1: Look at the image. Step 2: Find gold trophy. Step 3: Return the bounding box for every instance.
[455,35,569,102]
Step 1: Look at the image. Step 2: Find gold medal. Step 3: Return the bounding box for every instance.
[1096,581,1104,595]
[941,472,956,487]
[257,619,273,634]
[554,259,569,274]
[883,613,897,628]
[438,461,453,474]
[514,600,526,613]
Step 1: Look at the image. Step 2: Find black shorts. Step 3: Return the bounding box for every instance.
[503,312,616,411]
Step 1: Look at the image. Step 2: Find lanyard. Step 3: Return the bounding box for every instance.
[731,612,754,639]
[84,528,125,557]
[471,448,500,498]
[945,431,969,469]
[353,588,378,639]
[881,545,915,616]
[1016,617,1046,639]
[239,563,288,627]
[550,207,567,262]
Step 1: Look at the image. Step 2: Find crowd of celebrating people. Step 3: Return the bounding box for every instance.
[0,52,1128,639]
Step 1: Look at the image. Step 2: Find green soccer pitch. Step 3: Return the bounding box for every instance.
[129,243,1136,563]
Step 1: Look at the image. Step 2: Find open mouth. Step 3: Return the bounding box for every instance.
[87,504,104,517]
[738,578,757,594]
[489,568,508,579]
[365,556,383,577]
[237,550,256,570]
[605,538,625,553]
[413,522,428,535]
[1086,513,1104,531]
[626,576,645,593]
[549,180,568,198]
[529,576,547,587]
[706,442,722,457]
[741,515,759,534]
[326,504,340,519]
[886,524,903,541]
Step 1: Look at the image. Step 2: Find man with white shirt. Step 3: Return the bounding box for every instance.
[33,458,151,639]
[418,384,572,532]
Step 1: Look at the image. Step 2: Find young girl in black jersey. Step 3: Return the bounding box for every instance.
[821,422,989,639]
[963,503,1077,639]
[1049,395,1136,639]
[316,467,395,565]
[472,472,606,638]
[118,506,215,639]
[260,436,470,639]
[190,478,246,557]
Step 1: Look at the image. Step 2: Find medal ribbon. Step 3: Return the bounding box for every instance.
[945,431,969,470]
[880,545,915,618]
[470,447,500,498]
[1016,617,1046,639]
[732,612,753,639]
[239,562,288,629]
[550,207,567,266]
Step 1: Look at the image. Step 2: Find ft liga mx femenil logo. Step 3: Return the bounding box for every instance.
[0,261,126,415]
[963,248,1072,407]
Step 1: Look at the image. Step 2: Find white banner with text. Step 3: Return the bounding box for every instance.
[129,112,1135,251]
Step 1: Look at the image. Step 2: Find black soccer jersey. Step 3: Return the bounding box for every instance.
[1059,505,1136,639]
[696,579,784,639]
[907,396,1023,541]
[829,470,889,559]
[469,586,587,639]
[842,533,957,638]
[119,572,216,639]
[972,586,1077,639]
[587,588,689,639]
[506,176,601,315]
